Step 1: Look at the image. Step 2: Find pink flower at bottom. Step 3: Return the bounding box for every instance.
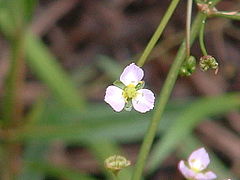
[178,147,217,180]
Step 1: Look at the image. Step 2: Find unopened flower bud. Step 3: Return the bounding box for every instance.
[179,56,196,76]
[104,155,131,176]
[199,55,218,74]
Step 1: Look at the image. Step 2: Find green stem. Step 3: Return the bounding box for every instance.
[132,1,222,179]
[199,16,208,56]
[114,174,119,180]
[186,0,193,57]
[131,12,207,180]
[211,11,240,20]
[1,30,26,180]
[136,0,180,67]
[2,32,26,127]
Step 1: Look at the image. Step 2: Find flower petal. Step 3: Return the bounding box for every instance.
[104,86,125,112]
[188,148,210,171]
[178,160,196,179]
[132,89,154,113]
[120,63,144,86]
[195,171,217,180]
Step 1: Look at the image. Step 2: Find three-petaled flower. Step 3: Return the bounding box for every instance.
[178,147,217,180]
[104,63,155,113]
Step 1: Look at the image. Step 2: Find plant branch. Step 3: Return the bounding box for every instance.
[136,0,180,67]
[131,12,206,180]
[131,1,222,179]
[186,0,193,57]
[2,32,26,127]
[211,11,240,20]
[199,16,208,56]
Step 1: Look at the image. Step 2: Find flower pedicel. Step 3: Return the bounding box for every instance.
[104,63,155,113]
[178,147,217,180]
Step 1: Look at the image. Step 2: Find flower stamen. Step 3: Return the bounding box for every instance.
[190,159,203,172]
[123,84,138,100]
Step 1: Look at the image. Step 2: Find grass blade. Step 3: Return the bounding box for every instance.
[26,34,85,108]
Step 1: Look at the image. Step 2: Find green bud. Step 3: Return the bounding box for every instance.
[179,56,197,76]
[199,55,218,73]
[104,155,131,176]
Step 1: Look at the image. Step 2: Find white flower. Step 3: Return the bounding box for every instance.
[178,147,217,180]
[104,63,155,113]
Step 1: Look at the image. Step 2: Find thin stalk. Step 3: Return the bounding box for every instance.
[1,30,26,180]
[211,11,240,20]
[186,0,193,57]
[2,32,26,127]
[114,175,119,180]
[136,0,180,67]
[132,1,222,179]
[199,17,208,56]
[131,13,206,180]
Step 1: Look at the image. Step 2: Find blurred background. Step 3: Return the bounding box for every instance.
[0,0,239,179]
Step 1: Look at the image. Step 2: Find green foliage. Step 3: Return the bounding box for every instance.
[13,102,181,143]
[26,34,85,108]
[18,142,48,180]
[21,0,37,23]
[27,162,97,180]
[0,0,238,179]
[97,55,123,80]
[0,0,36,37]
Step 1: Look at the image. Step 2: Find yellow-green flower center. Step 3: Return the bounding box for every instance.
[190,159,203,172]
[123,84,137,100]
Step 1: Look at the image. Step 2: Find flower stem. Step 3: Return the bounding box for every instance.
[199,16,208,56]
[1,29,26,180]
[132,1,222,179]
[136,0,180,67]
[2,32,26,126]
[211,11,240,20]
[186,0,193,58]
[131,12,206,180]
[114,174,119,180]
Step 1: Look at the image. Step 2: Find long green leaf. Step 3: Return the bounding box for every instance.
[18,142,49,180]
[0,4,85,108]
[97,55,123,80]
[28,161,97,180]
[14,103,182,143]
[25,34,85,108]
[18,98,48,180]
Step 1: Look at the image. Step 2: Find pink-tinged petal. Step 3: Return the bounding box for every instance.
[178,160,196,179]
[132,89,155,113]
[120,63,144,86]
[104,86,125,112]
[188,147,210,171]
[195,171,217,180]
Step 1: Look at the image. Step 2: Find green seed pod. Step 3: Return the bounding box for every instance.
[104,155,131,176]
[179,56,197,76]
[199,55,218,73]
